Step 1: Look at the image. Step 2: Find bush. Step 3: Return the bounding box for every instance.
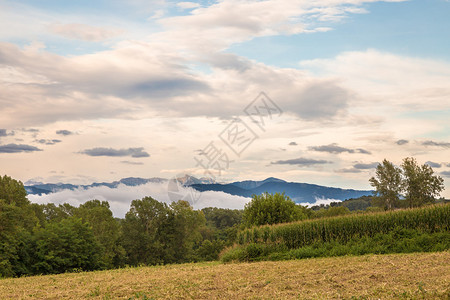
[242,192,307,227]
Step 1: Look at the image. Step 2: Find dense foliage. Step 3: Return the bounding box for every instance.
[0,175,242,278]
[33,218,102,274]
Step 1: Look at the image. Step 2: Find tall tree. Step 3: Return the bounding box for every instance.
[75,200,125,268]
[0,175,37,277]
[0,200,34,277]
[369,159,403,210]
[167,200,205,262]
[121,197,170,265]
[401,157,444,208]
[369,158,444,209]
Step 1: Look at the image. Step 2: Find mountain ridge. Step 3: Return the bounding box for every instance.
[192,180,372,203]
[25,175,373,204]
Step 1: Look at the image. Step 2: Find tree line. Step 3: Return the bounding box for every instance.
[0,157,445,277]
[0,175,242,278]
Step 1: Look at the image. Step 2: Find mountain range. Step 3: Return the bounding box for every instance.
[191,177,372,203]
[25,175,372,204]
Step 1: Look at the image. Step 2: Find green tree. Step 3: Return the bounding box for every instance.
[164,200,205,263]
[369,158,445,209]
[201,207,243,248]
[40,203,76,223]
[0,175,38,277]
[339,196,373,211]
[74,200,125,268]
[32,217,102,274]
[242,192,307,227]
[401,157,444,208]
[121,197,170,266]
[0,175,28,207]
[369,159,403,210]
[0,200,34,277]
[202,207,242,229]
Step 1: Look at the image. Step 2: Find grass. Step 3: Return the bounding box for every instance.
[1,252,449,299]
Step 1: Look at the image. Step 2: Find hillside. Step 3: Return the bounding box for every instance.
[0,252,448,299]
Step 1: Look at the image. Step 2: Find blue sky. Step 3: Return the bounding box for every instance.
[0,0,449,209]
[4,0,450,61]
[229,0,450,66]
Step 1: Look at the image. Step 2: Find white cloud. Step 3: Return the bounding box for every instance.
[300,49,450,110]
[0,40,353,126]
[303,197,342,207]
[154,0,409,55]
[1,1,419,128]
[27,182,250,218]
[1,0,449,200]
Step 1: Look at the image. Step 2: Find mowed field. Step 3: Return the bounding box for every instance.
[1,252,449,299]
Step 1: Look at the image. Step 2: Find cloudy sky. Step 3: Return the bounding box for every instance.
[1,0,450,201]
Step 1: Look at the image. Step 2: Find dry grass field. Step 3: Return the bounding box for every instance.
[1,252,449,299]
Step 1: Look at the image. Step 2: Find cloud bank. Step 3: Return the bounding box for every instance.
[27,182,251,218]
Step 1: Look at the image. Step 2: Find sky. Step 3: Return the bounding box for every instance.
[1,0,450,208]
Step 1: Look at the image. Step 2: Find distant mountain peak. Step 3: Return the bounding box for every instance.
[262,177,286,183]
[229,177,286,190]
[174,174,216,186]
[24,179,44,186]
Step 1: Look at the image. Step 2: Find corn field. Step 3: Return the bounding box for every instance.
[237,204,450,249]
